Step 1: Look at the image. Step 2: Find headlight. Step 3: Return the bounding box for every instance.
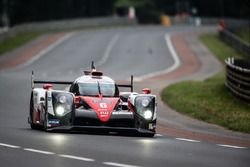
[135,96,155,120]
[56,106,65,116]
[144,110,153,120]
[58,95,66,104]
[141,99,150,107]
[52,92,74,117]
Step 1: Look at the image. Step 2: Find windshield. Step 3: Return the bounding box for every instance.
[78,82,116,97]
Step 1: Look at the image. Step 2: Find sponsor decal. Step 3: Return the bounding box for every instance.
[92,99,112,104]
[47,97,52,101]
[48,119,60,124]
[81,97,119,122]
[100,111,109,115]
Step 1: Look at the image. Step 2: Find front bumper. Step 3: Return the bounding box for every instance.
[47,109,156,135]
[46,125,155,136]
[74,109,135,127]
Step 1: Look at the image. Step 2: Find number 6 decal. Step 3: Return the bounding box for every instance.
[100,103,107,108]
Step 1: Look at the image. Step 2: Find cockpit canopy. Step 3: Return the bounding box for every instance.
[70,81,119,97]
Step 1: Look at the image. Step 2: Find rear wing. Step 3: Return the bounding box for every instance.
[31,71,134,92]
[31,71,73,89]
[117,75,134,92]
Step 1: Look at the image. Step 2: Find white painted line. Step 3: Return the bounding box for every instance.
[96,34,120,67]
[23,148,55,155]
[165,34,181,72]
[176,138,201,143]
[19,32,74,68]
[103,162,141,167]
[0,143,21,149]
[155,134,163,137]
[133,33,181,81]
[217,144,248,149]
[58,154,95,162]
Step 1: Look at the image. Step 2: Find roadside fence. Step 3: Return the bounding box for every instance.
[225,57,250,102]
[219,29,250,58]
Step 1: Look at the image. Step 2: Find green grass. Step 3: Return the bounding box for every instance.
[0,32,44,55]
[161,33,250,133]
[235,28,250,44]
[199,33,243,61]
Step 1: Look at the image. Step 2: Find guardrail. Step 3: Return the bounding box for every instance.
[219,29,250,59]
[225,58,250,102]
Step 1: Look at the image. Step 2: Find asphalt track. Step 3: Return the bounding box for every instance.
[0,26,249,167]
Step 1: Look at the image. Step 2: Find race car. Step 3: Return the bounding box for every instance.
[28,62,157,136]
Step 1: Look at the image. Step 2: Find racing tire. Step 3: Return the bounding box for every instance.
[29,93,40,130]
[43,111,48,132]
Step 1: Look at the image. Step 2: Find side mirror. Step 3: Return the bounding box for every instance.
[142,88,151,94]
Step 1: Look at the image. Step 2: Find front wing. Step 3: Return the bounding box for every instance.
[45,110,156,135]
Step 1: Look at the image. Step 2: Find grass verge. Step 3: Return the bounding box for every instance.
[235,28,250,44]
[161,33,250,133]
[0,32,43,55]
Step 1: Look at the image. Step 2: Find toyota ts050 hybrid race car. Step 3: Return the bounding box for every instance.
[28,63,157,136]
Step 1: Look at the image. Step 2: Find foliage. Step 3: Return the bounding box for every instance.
[0,0,249,26]
[114,0,147,7]
[1,0,115,26]
[115,0,160,23]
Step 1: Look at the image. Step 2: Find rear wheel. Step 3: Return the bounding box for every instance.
[43,112,48,131]
[29,93,40,130]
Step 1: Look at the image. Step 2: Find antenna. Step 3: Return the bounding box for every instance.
[91,61,96,71]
